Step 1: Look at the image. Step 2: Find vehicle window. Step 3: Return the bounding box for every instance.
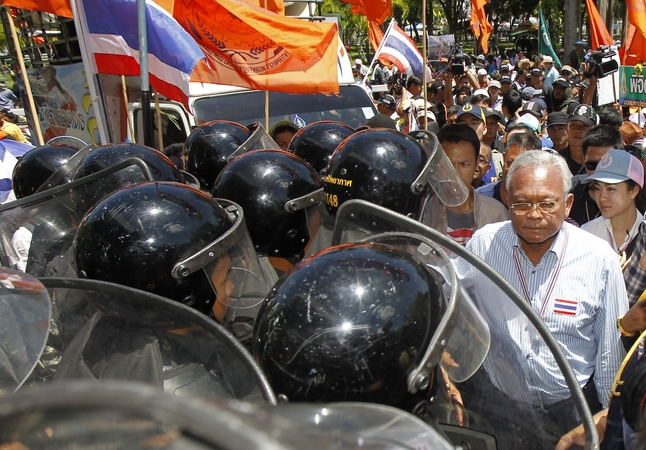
[134,108,188,149]
[192,85,377,129]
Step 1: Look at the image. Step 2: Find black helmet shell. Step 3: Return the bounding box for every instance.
[74,182,231,314]
[212,149,321,258]
[253,243,443,409]
[287,121,354,173]
[12,144,78,198]
[70,143,183,215]
[323,129,430,216]
[185,120,251,192]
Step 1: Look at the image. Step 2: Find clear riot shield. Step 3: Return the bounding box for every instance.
[0,268,50,395]
[30,277,276,404]
[331,199,599,450]
[0,381,455,449]
[0,158,160,277]
[226,122,281,162]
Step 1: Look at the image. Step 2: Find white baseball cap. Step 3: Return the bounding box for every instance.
[477,68,487,76]
[355,58,362,65]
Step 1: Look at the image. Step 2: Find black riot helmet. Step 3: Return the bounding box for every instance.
[287,121,354,173]
[253,242,445,411]
[212,150,323,259]
[74,182,271,325]
[185,121,280,192]
[70,142,183,216]
[12,144,79,199]
[322,129,433,219]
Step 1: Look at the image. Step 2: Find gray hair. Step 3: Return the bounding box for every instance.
[506,150,572,195]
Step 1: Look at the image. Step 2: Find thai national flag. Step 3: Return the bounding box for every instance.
[0,146,18,204]
[75,0,205,108]
[375,22,425,79]
[553,298,578,316]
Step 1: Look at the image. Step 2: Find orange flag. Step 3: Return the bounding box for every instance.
[622,22,646,65]
[470,0,492,54]
[248,0,284,15]
[342,0,391,24]
[173,0,339,93]
[585,0,613,49]
[368,19,385,52]
[1,0,72,17]
[627,0,646,39]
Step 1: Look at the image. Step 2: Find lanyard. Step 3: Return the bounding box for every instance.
[512,228,569,317]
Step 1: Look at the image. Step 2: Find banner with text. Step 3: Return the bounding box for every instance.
[620,65,646,107]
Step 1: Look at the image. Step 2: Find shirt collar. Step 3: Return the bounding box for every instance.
[513,223,568,264]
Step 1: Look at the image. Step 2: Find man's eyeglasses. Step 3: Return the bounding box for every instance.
[584,160,599,171]
[509,200,562,214]
[627,148,646,160]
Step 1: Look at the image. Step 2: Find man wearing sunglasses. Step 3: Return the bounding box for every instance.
[569,126,624,226]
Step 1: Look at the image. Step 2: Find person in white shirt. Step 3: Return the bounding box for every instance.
[581,149,644,269]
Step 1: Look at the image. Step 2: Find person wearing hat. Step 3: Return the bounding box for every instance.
[548,77,579,114]
[513,68,527,91]
[546,112,569,151]
[559,104,599,175]
[375,94,399,122]
[569,40,587,72]
[529,67,552,104]
[542,55,560,87]
[621,121,644,146]
[581,150,644,265]
[354,58,368,77]
[456,103,487,139]
[560,65,578,80]
[0,79,18,112]
[521,86,542,102]
[500,76,513,96]
[365,114,398,130]
[477,68,489,88]
[427,80,446,128]
[482,107,505,153]
[487,80,503,111]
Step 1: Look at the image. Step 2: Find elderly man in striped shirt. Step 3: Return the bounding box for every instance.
[459,150,627,449]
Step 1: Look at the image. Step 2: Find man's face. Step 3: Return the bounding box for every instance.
[274,130,296,151]
[567,120,591,147]
[456,91,469,105]
[584,145,613,175]
[377,104,394,116]
[547,124,568,149]
[459,76,470,87]
[478,74,487,84]
[508,165,573,248]
[484,116,499,142]
[210,254,233,322]
[475,144,492,182]
[553,84,566,100]
[501,83,512,94]
[442,140,478,189]
[456,114,486,139]
[408,83,422,96]
[447,112,457,125]
[503,144,525,178]
[531,73,543,88]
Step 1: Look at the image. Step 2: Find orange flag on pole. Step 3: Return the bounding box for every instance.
[585,0,613,49]
[342,0,391,24]
[368,19,385,52]
[622,22,646,65]
[173,0,339,94]
[627,0,646,39]
[248,0,284,15]
[1,0,72,17]
[470,0,492,54]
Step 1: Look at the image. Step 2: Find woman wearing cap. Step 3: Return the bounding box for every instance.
[582,150,645,269]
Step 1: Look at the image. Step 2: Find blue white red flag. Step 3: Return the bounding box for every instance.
[553,298,578,316]
[74,0,205,108]
[0,141,34,159]
[375,21,424,79]
[0,145,18,204]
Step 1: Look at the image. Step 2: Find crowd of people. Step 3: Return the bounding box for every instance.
[4,44,646,448]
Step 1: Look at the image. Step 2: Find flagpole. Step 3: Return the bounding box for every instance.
[138,0,154,147]
[362,18,396,86]
[422,0,428,130]
[4,7,43,145]
[264,0,269,131]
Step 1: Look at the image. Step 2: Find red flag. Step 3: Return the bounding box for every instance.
[341,0,391,24]
[173,0,339,93]
[1,0,72,17]
[585,0,613,49]
[627,0,646,39]
[470,0,492,54]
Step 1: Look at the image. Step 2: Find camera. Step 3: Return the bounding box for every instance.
[584,46,619,79]
[449,43,466,76]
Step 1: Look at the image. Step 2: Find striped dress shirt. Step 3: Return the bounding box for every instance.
[461,220,627,407]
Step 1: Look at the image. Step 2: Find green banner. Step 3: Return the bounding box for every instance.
[620,66,646,107]
[539,8,562,66]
